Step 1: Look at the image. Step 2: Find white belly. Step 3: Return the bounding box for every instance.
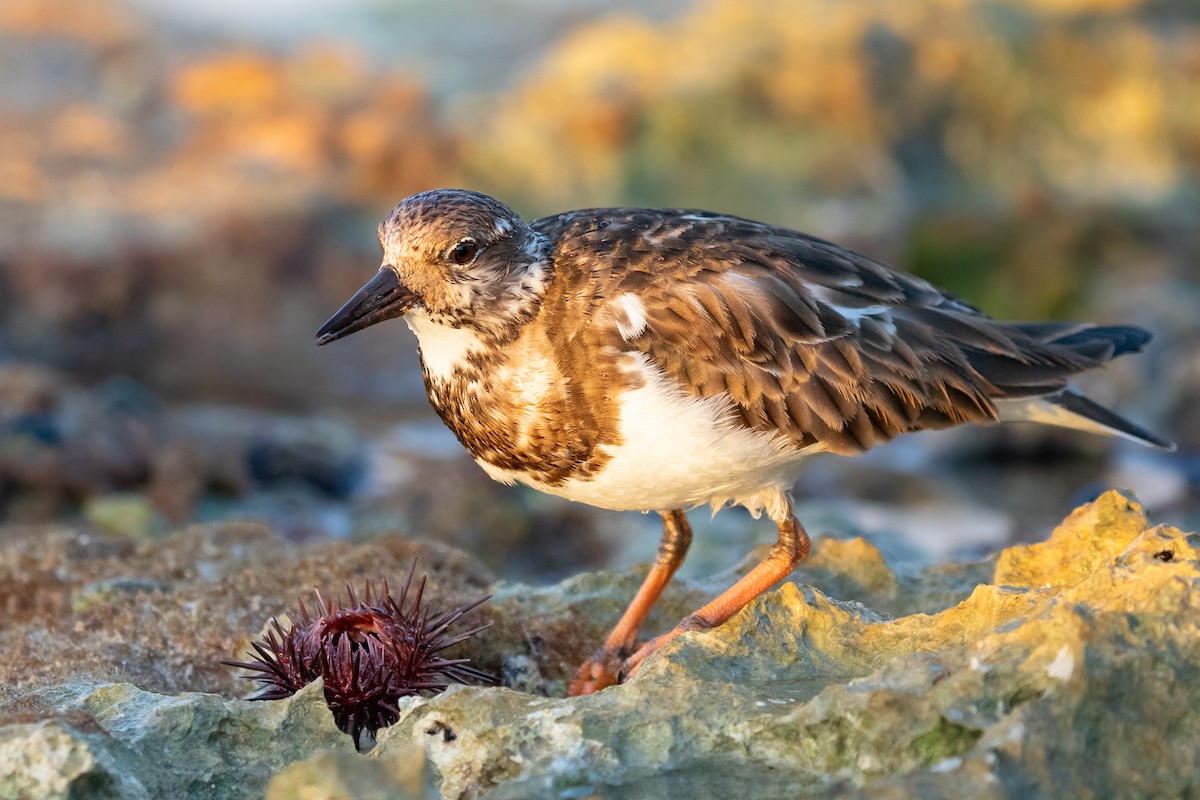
[477,353,818,521]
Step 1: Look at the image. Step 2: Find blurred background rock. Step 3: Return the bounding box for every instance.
[0,0,1196,579]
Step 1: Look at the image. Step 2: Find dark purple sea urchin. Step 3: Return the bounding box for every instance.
[225,560,492,746]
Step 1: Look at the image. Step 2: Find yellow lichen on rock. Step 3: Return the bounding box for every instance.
[994,490,1149,588]
[800,536,899,605]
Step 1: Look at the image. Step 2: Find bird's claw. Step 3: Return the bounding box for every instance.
[568,630,685,696]
[567,651,623,696]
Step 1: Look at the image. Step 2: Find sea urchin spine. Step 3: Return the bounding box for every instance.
[225,559,492,746]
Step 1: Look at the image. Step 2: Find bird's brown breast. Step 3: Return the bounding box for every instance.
[420,284,641,487]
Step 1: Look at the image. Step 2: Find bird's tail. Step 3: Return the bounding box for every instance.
[977,322,1173,451]
[996,390,1174,451]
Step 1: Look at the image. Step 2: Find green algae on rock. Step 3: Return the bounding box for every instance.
[2,491,1198,799]
[0,681,352,800]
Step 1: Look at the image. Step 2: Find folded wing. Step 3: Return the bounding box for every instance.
[550,209,1168,454]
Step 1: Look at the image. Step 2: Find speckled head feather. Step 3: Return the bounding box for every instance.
[377,189,549,337]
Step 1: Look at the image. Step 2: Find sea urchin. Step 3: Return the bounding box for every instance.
[225,560,492,746]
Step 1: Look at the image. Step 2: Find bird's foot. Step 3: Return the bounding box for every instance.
[621,614,712,680]
[570,615,714,695]
[568,650,623,696]
[617,634,667,682]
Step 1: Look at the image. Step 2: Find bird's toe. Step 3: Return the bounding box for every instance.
[567,655,621,696]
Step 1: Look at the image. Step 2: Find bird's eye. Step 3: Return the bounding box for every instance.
[448,240,478,265]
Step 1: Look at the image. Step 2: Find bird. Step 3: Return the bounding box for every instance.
[315,188,1173,696]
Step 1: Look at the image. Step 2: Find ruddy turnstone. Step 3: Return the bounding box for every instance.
[316,189,1173,695]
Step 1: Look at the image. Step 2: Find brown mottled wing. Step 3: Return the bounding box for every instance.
[536,209,1129,455]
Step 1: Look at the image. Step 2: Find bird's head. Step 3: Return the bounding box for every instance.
[316,189,549,345]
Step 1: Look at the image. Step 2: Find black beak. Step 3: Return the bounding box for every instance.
[315,267,418,345]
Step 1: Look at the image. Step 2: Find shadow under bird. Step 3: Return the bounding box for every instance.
[316,189,1173,695]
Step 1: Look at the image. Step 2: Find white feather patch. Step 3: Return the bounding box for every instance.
[404,310,486,381]
[612,293,649,341]
[807,286,897,333]
[996,396,1118,438]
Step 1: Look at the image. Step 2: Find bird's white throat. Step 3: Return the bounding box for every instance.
[405,311,487,382]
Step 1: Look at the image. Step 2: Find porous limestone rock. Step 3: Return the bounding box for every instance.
[376,491,1200,798]
[2,491,1198,799]
[0,681,351,800]
[265,745,433,800]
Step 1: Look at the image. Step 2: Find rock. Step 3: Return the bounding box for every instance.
[265,745,433,800]
[0,721,134,800]
[993,489,1148,587]
[1,680,353,799]
[479,567,712,694]
[244,415,366,500]
[82,493,168,540]
[0,363,380,529]
[0,364,66,419]
[2,491,1199,799]
[366,491,1200,799]
[70,577,172,614]
[0,523,495,708]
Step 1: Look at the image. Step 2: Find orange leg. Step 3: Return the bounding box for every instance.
[621,514,810,680]
[568,509,692,696]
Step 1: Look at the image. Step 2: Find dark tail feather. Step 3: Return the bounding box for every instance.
[967,324,1155,399]
[1035,324,1152,359]
[977,322,1173,450]
[1050,391,1175,452]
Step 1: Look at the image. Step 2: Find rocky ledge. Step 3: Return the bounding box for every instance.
[2,490,1198,799]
